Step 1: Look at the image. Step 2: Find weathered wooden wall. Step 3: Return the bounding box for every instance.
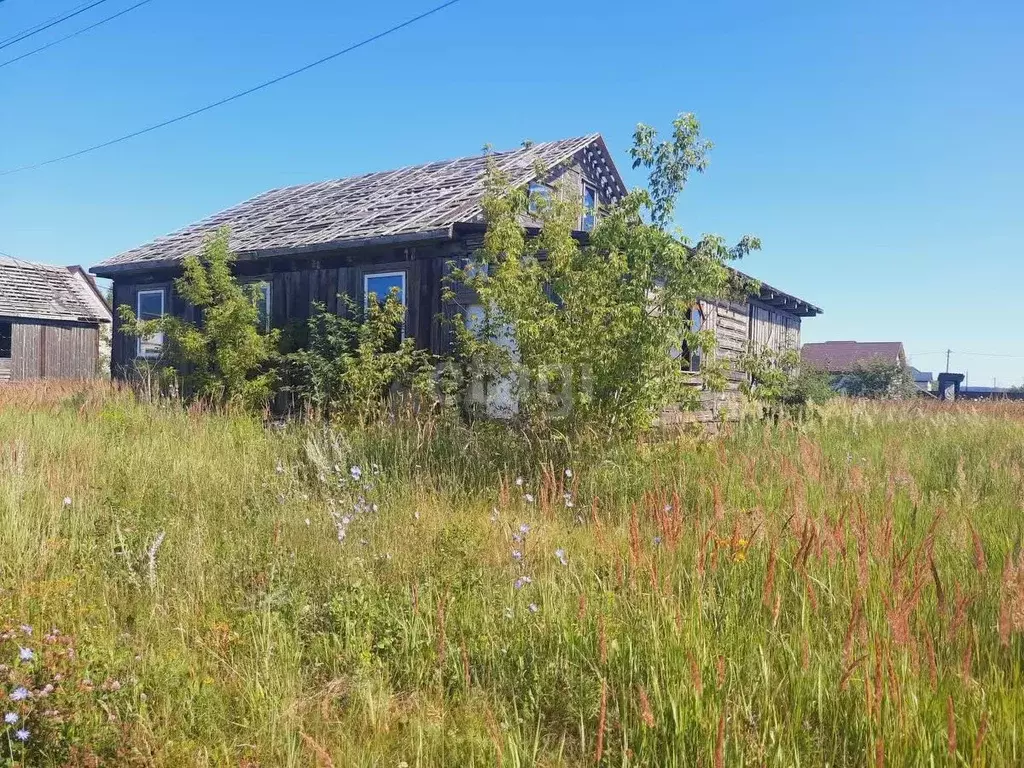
[109,240,460,375]
[0,319,99,380]
[750,302,801,354]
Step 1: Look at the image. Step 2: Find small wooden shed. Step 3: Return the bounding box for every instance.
[0,256,112,381]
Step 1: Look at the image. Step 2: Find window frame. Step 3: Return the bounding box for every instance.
[0,320,11,360]
[135,288,166,359]
[363,270,408,340]
[581,182,598,232]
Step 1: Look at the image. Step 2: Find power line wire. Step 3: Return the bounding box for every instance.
[0,0,113,52]
[1,2,98,45]
[0,0,156,70]
[0,0,463,177]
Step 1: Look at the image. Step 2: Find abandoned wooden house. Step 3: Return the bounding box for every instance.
[91,134,820,420]
[0,256,112,381]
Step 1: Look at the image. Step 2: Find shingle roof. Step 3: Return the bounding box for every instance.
[0,256,109,323]
[93,135,627,274]
[801,341,906,372]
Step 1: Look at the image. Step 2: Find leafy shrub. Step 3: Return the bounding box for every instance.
[282,293,436,422]
[118,229,278,410]
[836,358,919,399]
[741,346,836,407]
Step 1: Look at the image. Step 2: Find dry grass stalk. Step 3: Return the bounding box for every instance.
[772,592,782,628]
[714,710,725,768]
[594,679,608,766]
[688,652,703,696]
[973,711,988,767]
[299,731,335,768]
[969,521,987,574]
[637,686,655,728]
[716,655,726,689]
[762,543,777,609]
[946,695,956,757]
[598,617,608,666]
[629,505,641,573]
[842,600,863,666]
[874,736,885,768]
[435,594,447,669]
[460,638,471,688]
[484,705,505,768]
[924,633,938,689]
[578,593,588,622]
[713,484,724,523]
[839,654,865,691]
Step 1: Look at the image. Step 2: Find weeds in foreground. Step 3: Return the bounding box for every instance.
[0,384,1022,765]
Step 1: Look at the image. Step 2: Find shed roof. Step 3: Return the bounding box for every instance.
[801,341,906,372]
[93,135,627,275]
[0,256,110,324]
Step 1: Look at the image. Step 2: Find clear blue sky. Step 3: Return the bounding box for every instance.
[1,0,1021,384]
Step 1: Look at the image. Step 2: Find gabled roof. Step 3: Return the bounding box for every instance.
[801,341,906,372]
[0,256,111,324]
[910,366,934,383]
[93,135,628,275]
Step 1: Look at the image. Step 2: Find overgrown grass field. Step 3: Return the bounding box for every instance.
[0,382,1022,766]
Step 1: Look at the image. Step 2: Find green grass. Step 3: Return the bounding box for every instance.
[0,384,1023,766]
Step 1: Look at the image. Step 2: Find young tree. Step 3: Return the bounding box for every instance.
[448,113,760,432]
[283,292,436,422]
[118,229,279,410]
[838,359,919,400]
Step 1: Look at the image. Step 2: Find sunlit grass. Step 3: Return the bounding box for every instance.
[0,383,1022,765]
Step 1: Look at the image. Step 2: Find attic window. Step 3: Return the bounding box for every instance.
[581,184,598,231]
[527,182,552,215]
[0,322,11,359]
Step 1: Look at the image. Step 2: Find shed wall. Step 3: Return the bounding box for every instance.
[0,319,99,380]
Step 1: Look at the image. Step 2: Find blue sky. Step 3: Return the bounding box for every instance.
[1,0,1021,384]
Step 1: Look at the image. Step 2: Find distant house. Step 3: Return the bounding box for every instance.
[910,367,934,392]
[801,341,907,373]
[91,135,820,420]
[0,256,112,381]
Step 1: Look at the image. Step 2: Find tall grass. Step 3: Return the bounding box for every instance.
[0,383,1022,765]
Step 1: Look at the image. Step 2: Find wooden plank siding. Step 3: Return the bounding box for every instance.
[0,319,99,380]
[749,302,801,354]
[109,240,465,375]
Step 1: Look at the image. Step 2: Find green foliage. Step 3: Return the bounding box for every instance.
[283,292,436,422]
[741,346,836,407]
[447,113,761,432]
[117,229,278,410]
[838,358,919,399]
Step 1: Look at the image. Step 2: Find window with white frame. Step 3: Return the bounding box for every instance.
[136,289,165,358]
[581,183,598,231]
[527,181,552,215]
[363,271,407,341]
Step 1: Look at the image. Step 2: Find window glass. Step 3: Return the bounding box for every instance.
[527,182,552,215]
[364,272,407,347]
[0,322,11,359]
[581,184,598,231]
[364,272,405,309]
[689,306,703,372]
[254,282,271,332]
[136,289,165,358]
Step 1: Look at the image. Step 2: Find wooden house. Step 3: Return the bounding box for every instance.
[0,256,112,381]
[91,135,820,420]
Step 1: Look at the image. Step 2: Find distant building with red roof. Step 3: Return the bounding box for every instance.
[800,341,907,373]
